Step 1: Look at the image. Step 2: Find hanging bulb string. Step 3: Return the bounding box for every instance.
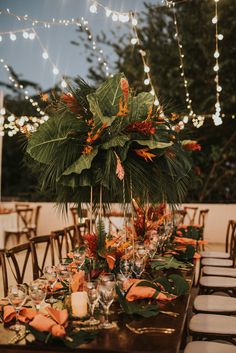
[130,12,164,115]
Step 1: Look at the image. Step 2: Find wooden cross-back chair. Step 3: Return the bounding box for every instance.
[198,209,209,250]
[70,207,88,226]
[27,205,42,237]
[64,224,84,250]
[30,235,55,280]
[0,249,8,297]
[173,209,187,227]
[51,228,67,262]
[4,242,33,296]
[183,206,199,225]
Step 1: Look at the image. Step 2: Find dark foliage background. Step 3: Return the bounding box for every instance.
[1,0,236,202]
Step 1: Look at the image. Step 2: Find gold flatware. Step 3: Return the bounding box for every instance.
[159,310,180,318]
[8,330,27,344]
[126,324,175,335]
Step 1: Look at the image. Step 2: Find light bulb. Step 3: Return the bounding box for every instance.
[61,80,67,88]
[53,67,59,75]
[132,18,138,26]
[144,78,150,85]
[217,85,222,92]
[183,116,189,124]
[0,36,2,42]
[154,99,159,106]
[131,38,138,45]
[144,65,150,73]
[89,4,97,13]
[105,8,112,17]
[212,16,217,24]
[23,31,29,39]
[150,89,155,96]
[112,13,118,21]
[119,14,129,23]
[218,34,224,40]
[213,64,219,71]
[10,33,16,41]
[29,31,35,39]
[214,51,220,58]
[42,52,49,59]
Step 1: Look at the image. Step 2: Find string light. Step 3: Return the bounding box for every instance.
[0,58,46,116]
[88,1,131,23]
[130,12,165,114]
[212,0,223,126]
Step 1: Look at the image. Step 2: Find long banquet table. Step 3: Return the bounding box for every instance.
[0,269,193,353]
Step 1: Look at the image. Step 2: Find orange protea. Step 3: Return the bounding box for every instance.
[116,98,128,117]
[40,93,49,102]
[135,148,156,162]
[120,78,129,102]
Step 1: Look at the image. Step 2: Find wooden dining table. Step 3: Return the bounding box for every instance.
[0,270,193,353]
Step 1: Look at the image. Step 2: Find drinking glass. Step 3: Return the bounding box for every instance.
[98,280,116,329]
[44,265,58,304]
[132,257,146,278]
[86,281,100,325]
[29,280,47,312]
[146,239,158,259]
[120,260,132,279]
[8,284,27,332]
[73,248,86,270]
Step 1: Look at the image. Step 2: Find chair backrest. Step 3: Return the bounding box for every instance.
[33,205,42,228]
[15,203,30,210]
[64,224,84,250]
[70,207,88,226]
[173,210,187,226]
[225,220,236,256]
[0,250,8,297]
[184,206,198,225]
[30,235,55,280]
[198,209,209,229]
[51,228,69,262]
[5,242,32,290]
[16,207,34,230]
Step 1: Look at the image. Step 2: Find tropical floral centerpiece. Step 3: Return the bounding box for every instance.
[26,73,191,209]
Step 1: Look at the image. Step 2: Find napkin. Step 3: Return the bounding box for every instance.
[3,305,36,323]
[71,270,85,292]
[30,307,68,337]
[125,280,176,302]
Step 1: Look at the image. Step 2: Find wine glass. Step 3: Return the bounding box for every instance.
[120,260,132,279]
[86,281,100,326]
[98,280,116,329]
[73,248,86,270]
[132,257,146,278]
[146,238,158,259]
[44,265,58,304]
[29,280,47,312]
[8,284,27,332]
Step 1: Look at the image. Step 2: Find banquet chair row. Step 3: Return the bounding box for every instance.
[184,219,236,352]
[0,223,82,297]
[4,205,42,248]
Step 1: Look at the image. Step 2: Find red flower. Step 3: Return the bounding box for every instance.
[61,93,81,113]
[183,141,201,151]
[84,233,98,257]
[126,121,156,135]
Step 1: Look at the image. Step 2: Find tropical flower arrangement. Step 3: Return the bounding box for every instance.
[26,73,191,209]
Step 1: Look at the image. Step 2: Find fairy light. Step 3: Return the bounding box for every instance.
[0,58,46,116]
[88,1,131,23]
[130,12,164,114]
[212,0,223,126]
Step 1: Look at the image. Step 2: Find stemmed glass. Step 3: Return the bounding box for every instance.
[44,265,58,304]
[146,238,158,259]
[29,280,47,312]
[98,275,116,329]
[86,281,100,326]
[73,248,86,270]
[132,257,146,278]
[8,284,27,332]
[57,263,73,292]
[119,260,132,279]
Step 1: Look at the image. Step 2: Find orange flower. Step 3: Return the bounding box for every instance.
[83,146,93,154]
[120,78,129,102]
[116,98,128,116]
[135,148,156,162]
[106,254,116,270]
[182,141,201,151]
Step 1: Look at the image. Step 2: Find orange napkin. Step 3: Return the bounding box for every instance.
[30,307,68,337]
[71,270,85,292]
[174,236,196,245]
[4,305,36,323]
[125,280,176,302]
[52,282,64,291]
[194,252,201,259]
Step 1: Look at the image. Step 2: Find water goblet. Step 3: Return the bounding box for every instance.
[73,247,86,270]
[29,280,47,312]
[98,280,116,329]
[8,284,27,332]
[120,260,132,279]
[132,257,146,278]
[44,265,58,304]
[86,281,100,325]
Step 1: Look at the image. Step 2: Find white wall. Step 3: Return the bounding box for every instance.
[2,202,236,244]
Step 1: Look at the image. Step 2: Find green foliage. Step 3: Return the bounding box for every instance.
[150,256,191,270]
[173,244,196,262]
[26,74,191,207]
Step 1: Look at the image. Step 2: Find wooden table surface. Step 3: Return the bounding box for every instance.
[0,271,193,353]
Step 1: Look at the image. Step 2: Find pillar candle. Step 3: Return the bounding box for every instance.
[71,291,88,318]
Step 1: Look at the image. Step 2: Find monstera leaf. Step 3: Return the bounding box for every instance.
[94,73,125,116]
[134,139,173,149]
[102,135,130,149]
[86,94,117,127]
[62,148,98,176]
[128,92,154,121]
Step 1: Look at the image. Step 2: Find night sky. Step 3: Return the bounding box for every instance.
[0,0,160,94]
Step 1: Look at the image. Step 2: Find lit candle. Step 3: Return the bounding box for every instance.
[71,291,88,318]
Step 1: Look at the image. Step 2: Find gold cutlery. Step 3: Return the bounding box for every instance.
[159,310,180,317]
[126,324,175,335]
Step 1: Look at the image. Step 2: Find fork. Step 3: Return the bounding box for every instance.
[126,324,175,335]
